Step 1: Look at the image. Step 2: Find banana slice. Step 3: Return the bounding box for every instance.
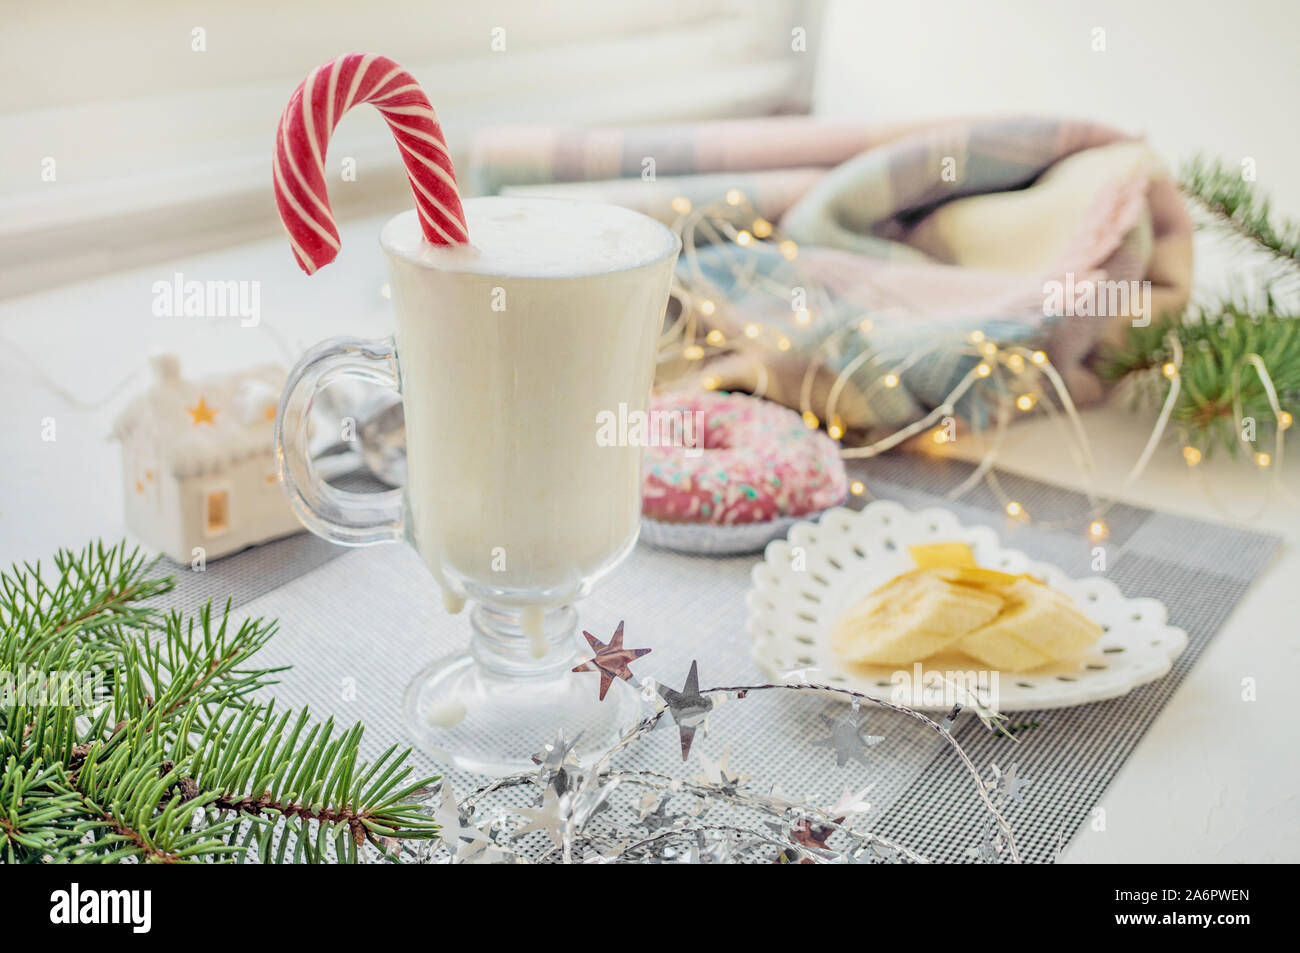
[958,578,1102,671]
[908,542,978,569]
[831,570,1004,666]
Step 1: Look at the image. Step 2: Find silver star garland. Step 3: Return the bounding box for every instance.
[410,627,1025,864]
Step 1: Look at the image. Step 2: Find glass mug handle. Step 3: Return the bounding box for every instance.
[274,336,405,546]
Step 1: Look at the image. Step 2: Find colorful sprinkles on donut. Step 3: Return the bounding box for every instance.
[642,391,848,526]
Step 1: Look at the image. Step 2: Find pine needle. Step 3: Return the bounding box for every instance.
[0,541,439,863]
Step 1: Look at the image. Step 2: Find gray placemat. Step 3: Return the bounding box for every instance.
[170,454,1281,863]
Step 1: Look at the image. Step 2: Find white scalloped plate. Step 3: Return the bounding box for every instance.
[746,501,1188,712]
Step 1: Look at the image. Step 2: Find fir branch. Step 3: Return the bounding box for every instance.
[1180,155,1300,275]
[1100,157,1300,458]
[107,602,285,734]
[182,704,438,863]
[1102,300,1300,457]
[0,541,439,864]
[0,541,172,652]
[0,760,85,862]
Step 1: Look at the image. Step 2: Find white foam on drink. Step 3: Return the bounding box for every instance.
[382,196,679,278]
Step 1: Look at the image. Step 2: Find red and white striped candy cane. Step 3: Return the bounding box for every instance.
[273,53,469,274]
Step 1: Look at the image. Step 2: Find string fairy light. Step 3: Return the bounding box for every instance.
[657,192,1293,539]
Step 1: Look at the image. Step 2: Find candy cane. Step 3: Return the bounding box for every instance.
[273,53,469,275]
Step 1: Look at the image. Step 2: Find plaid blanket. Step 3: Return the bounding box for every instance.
[470,116,1193,432]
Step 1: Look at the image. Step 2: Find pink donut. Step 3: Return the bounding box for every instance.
[642,391,848,525]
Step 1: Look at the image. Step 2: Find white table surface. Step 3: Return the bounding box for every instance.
[1,214,1295,863]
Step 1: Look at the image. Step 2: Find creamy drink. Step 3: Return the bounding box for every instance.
[381,197,678,639]
[271,54,682,772]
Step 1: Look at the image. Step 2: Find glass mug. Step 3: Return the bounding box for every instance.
[275,196,679,774]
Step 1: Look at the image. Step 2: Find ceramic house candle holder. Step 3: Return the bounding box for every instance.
[112,353,303,564]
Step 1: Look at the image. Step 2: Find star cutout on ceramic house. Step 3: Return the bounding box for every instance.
[811,713,884,768]
[571,620,651,701]
[657,660,713,761]
[187,395,218,426]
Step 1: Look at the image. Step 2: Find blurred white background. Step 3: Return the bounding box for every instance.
[816,0,1300,216]
[4,1,1296,297]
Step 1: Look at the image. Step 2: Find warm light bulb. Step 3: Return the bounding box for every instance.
[702,376,718,390]
[1256,451,1272,468]
[699,299,716,316]
[1031,350,1047,365]
[976,363,992,378]
[744,323,760,339]
[969,330,985,344]
[779,240,798,260]
[794,308,812,326]
[1182,445,1202,467]
[802,410,820,429]
[671,196,692,215]
[725,188,744,206]
[1016,393,1036,411]
[736,229,754,246]
[752,218,773,238]
[1088,520,1109,541]
[1005,501,1023,517]
[683,345,704,361]
[705,329,725,346]
[776,335,792,352]
[1162,362,1178,379]
[1007,353,1025,373]
[981,342,998,358]
[1280,411,1293,430]
[932,428,949,444]
[883,373,900,388]
[828,424,844,439]
[850,480,865,496]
